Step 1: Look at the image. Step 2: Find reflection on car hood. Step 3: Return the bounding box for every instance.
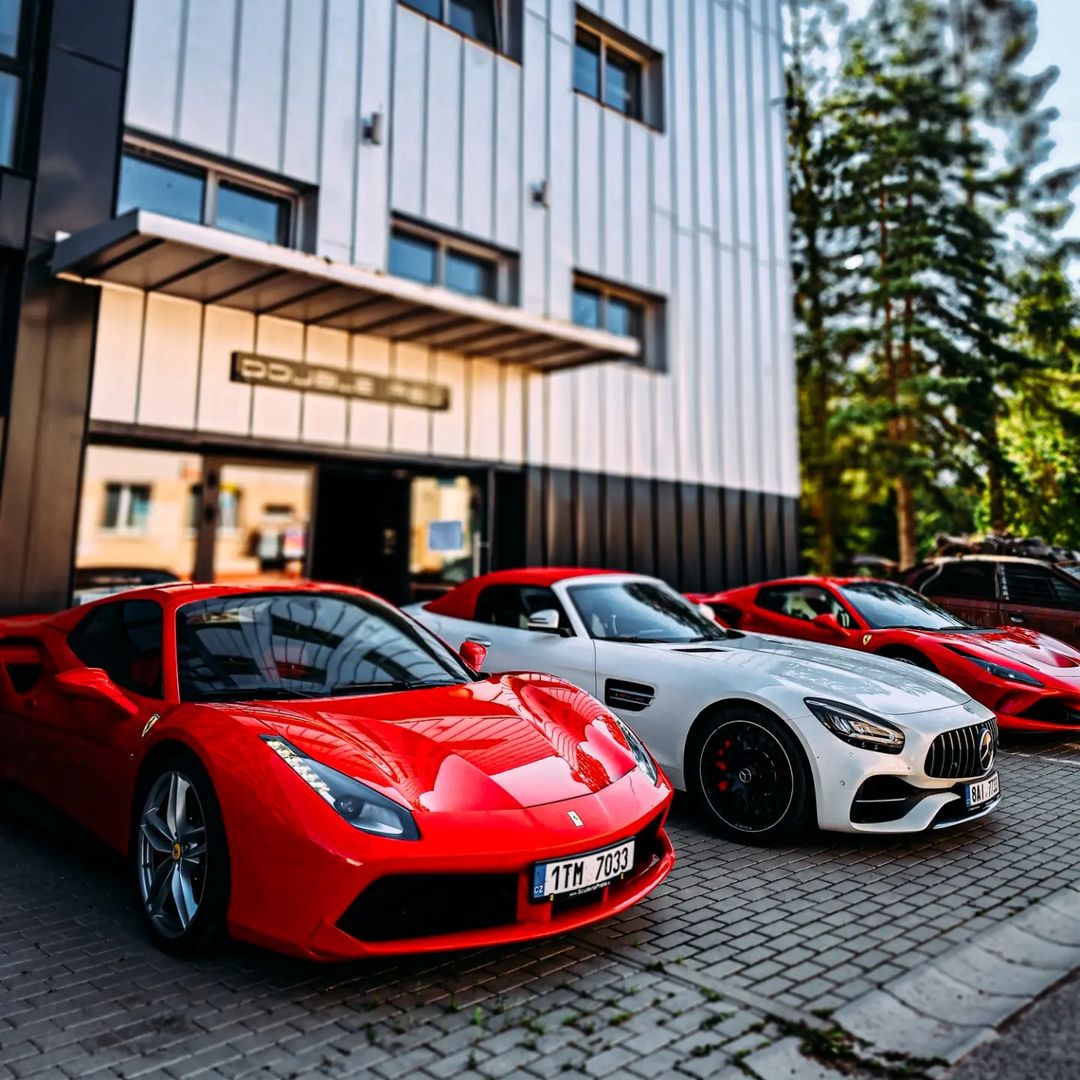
[653,633,973,717]
[934,626,1080,679]
[252,674,639,813]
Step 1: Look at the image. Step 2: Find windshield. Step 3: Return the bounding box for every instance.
[569,580,728,643]
[839,581,971,630]
[176,591,471,701]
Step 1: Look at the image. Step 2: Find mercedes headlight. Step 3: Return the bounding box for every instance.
[611,716,659,784]
[805,699,905,754]
[961,655,1044,688]
[263,736,420,839]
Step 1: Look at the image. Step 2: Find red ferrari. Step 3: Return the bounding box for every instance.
[0,583,673,959]
[692,577,1080,735]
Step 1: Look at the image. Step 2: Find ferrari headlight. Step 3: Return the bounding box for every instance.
[962,655,1044,688]
[805,699,905,755]
[262,736,419,840]
[611,716,659,784]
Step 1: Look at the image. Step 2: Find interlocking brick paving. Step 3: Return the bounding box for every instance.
[2,735,1078,1078]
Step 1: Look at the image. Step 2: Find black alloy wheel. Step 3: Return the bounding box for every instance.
[688,708,812,844]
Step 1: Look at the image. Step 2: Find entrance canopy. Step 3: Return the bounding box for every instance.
[51,210,641,370]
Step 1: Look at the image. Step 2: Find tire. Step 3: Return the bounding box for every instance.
[132,748,230,956]
[880,648,935,672]
[687,707,812,845]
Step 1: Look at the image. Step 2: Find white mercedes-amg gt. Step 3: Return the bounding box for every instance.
[404,569,1001,843]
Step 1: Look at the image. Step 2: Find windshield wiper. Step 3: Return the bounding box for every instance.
[329,679,463,696]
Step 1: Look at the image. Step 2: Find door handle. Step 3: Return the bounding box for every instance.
[1008,614,1024,624]
[466,636,493,648]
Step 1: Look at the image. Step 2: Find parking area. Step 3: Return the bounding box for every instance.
[2,736,1078,1079]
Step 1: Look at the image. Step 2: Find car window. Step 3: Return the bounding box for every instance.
[473,584,571,631]
[921,562,997,601]
[839,582,969,630]
[568,580,727,643]
[67,600,164,698]
[1002,565,1080,610]
[175,591,471,701]
[755,585,855,627]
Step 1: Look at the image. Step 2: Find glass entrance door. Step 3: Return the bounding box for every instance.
[206,461,313,585]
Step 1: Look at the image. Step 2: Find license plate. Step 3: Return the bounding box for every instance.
[531,839,635,902]
[965,772,999,808]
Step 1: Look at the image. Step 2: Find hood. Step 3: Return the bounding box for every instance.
[658,633,972,717]
[251,674,640,813]
[933,627,1080,680]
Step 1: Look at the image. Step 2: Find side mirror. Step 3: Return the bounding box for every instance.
[812,613,849,638]
[526,609,562,634]
[54,668,139,717]
[459,640,488,673]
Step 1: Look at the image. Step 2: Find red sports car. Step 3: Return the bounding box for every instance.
[0,583,673,959]
[692,577,1080,735]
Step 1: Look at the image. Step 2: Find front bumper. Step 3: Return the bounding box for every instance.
[796,706,1003,834]
[225,770,673,960]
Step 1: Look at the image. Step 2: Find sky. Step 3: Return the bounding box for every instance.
[1025,0,1080,242]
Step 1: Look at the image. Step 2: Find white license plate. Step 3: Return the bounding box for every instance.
[531,839,635,902]
[965,772,999,808]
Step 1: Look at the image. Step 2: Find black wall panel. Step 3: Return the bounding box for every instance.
[723,489,745,586]
[630,478,656,575]
[545,468,575,564]
[601,473,629,570]
[654,481,680,585]
[700,485,725,590]
[678,483,703,592]
[743,490,764,584]
[763,492,781,579]
[575,471,603,566]
[515,466,796,589]
[524,466,545,565]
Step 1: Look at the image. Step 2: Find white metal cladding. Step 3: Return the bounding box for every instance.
[115,0,798,497]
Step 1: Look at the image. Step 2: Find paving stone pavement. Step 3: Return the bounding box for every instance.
[1,735,1078,1079]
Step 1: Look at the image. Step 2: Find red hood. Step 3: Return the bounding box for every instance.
[247,674,640,813]
[929,627,1080,679]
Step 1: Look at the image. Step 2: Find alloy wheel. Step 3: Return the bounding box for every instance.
[137,771,209,939]
[699,720,795,833]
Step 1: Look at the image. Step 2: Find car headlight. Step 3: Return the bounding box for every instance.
[805,698,905,754]
[962,654,1044,688]
[610,716,659,784]
[263,736,419,840]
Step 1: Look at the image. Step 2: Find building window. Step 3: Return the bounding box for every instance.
[118,144,298,247]
[573,8,662,129]
[400,0,497,49]
[102,483,152,534]
[0,0,25,167]
[572,273,665,370]
[389,223,512,303]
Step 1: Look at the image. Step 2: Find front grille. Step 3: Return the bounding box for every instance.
[604,679,655,712]
[337,872,518,942]
[925,718,998,779]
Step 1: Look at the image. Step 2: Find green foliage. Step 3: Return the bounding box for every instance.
[787,0,1080,569]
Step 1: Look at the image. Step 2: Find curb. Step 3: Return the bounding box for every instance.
[741,885,1080,1078]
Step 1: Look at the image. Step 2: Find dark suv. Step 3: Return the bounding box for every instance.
[903,556,1080,646]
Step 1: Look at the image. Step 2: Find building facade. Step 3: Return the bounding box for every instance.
[0,0,799,613]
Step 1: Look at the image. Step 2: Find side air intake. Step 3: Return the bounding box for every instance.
[604,679,655,712]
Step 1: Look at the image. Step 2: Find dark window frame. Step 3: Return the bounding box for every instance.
[473,584,573,632]
[1002,564,1080,611]
[0,0,31,170]
[571,271,666,371]
[398,0,523,61]
[573,7,664,131]
[389,219,517,304]
[118,139,303,249]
